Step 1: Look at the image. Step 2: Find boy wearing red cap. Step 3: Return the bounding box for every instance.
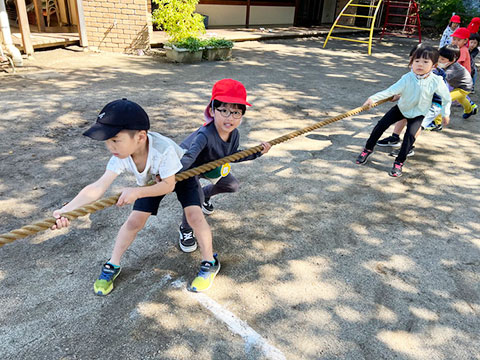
[440,15,461,48]
[51,99,187,295]
[451,27,472,73]
[176,79,271,292]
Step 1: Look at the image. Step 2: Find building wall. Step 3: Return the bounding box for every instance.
[83,0,152,53]
[196,5,295,27]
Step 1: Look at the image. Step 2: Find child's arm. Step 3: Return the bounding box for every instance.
[436,78,452,126]
[180,133,208,170]
[363,75,406,108]
[116,174,175,206]
[52,170,119,229]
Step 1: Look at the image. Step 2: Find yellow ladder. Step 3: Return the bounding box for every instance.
[323,0,384,55]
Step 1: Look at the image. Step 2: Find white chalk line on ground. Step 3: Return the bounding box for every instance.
[181,284,286,360]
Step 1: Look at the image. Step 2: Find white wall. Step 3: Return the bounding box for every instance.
[196,4,295,27]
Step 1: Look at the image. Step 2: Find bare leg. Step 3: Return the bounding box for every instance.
[110,210,150,265]
[184,205,214,262]
[392,119,407,136]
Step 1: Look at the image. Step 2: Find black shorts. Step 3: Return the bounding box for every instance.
[132,176,201,215]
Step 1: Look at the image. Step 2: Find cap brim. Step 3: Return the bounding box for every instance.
[83,122,122,140]
[213,95,252,106]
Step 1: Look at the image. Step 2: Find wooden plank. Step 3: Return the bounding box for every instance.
[73,0,88,47]
[33,0,46,31]
[15,0,34,55]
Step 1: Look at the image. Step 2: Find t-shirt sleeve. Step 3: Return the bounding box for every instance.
[180,132,208,170]
[106,156,126,175]
[369,75,407,103]
[158,145,183,179]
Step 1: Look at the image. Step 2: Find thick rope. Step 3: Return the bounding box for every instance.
[0,97,392,247]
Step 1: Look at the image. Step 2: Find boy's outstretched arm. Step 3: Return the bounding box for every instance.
[116,174,175,206]
[52,170,118,230]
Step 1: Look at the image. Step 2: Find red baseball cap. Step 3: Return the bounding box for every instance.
[204,79,251,124]
[467,17,480,33]
[451,27,471,39]
[450,15,461,23]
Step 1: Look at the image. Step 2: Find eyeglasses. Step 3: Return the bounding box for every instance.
[215,108,243,119]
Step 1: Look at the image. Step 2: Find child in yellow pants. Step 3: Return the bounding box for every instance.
[434,44,476,125]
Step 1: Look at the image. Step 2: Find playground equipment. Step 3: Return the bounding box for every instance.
[380,0,421,42]
[323,0,384,55]
[0,97,393,247]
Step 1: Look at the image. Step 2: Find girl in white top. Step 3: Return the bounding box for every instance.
[439,14,461,48]
[356,45,451,177]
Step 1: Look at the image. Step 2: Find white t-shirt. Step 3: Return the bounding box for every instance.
[106,132,186,186]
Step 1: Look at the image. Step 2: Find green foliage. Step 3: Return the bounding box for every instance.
[166,37,207,52]
[205,38,234,49]
[152,0,205,43]
[419,0,466,29]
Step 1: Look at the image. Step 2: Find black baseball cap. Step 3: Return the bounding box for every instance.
[83,98,150,140]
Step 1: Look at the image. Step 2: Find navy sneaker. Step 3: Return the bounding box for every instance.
[179,225,198,253]
[463,103,478,119]
[201,199,214,215]
[377,135,401,147]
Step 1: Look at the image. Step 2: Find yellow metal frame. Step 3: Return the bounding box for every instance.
[323,0,384,55]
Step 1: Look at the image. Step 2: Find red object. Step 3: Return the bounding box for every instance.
[210,79,252,106]
[451,27,471,39]
[450,15,461,24]
[380,0,421,42]
[467,17,480,33]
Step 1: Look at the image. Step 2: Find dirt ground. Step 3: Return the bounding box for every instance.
[1,36,480,360]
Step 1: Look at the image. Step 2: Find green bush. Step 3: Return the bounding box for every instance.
[166,37,207,52]
[419,0,466,30]
[205,38,234,49]
[152,0,205,43]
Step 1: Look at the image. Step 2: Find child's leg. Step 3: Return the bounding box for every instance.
[451,88,473,113]
[203,173,240,200]
[365,105,405,151]
[110,210,151,265]
[395,116,423,164]
[181,176,204,231]
[392,119,407,136]
[184,205,214,262]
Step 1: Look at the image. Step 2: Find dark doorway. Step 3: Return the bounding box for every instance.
[295,0,325,27]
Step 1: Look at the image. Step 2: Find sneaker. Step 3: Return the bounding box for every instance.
[389,161,403,177]
[376,135,401,147]
[423,122,437,131]
[201,199,214,215]
[93,262,121,296]
[432,124,443,131]
[179,225,198,253]
[356,148,373,164]
[389,146,415,157]
[188,254,221,292]
[463,103,478,119]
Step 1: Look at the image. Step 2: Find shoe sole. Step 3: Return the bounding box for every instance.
[93,269,121,296]
[188,262,221,292]
[389,151,414,157]
[376,142,401,147]
[178,230,198,253]
[201,206,214,215]
[389,172,403,177]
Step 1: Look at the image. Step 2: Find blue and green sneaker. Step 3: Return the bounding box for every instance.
[188,254,220,292]
[94,262,121,296]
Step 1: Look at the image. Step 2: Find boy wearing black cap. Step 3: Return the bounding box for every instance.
[52,98,213,295]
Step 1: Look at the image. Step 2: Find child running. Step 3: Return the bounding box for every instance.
[356,46,451,177]
[177,79,271,253]
[451,27,471,73]
[439,14,461,48]
[434,45,475,121]
[51,99,213,295]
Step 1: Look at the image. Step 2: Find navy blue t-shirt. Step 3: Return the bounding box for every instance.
[180,122,261,171]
